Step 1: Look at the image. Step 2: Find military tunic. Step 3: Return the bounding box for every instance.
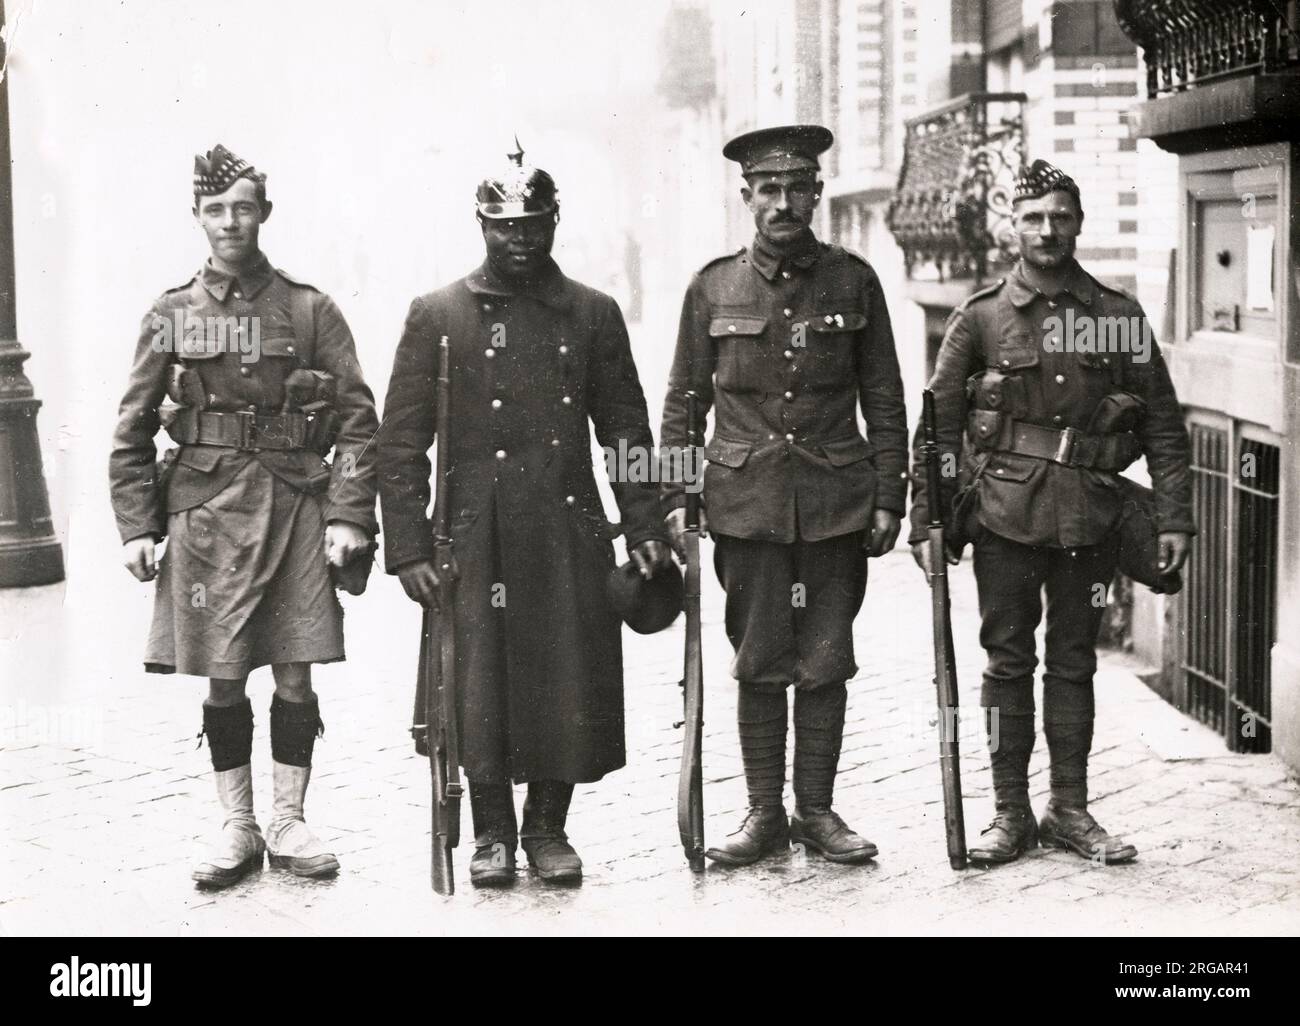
[908,261,1194,719]
[377,258,667,784]
[109,255,379,678]
[661,231,908,690]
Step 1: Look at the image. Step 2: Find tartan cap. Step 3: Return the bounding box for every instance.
[193,144,261,197]
[1014,159,1081,204]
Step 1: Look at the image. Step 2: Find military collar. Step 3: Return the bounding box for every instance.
[199,252,275,302]
[750,230,822,281]
[1005,259,1098,308]
[465,257,574,310]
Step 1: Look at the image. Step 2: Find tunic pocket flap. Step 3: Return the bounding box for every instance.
[704,438,753,469]
[709,316,767,338]
[994,333,1040,371]
[810,311,867,332]
[175,446,225,472]
[820,436,873,466]
[986,453,1039,483]
[260,336,301,359]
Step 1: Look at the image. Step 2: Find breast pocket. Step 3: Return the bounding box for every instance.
[803,311,865,387]
[710,316,768,391]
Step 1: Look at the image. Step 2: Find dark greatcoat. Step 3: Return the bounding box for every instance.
[378,258,667,784]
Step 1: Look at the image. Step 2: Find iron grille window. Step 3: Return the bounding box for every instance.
[1182,418,1279,752]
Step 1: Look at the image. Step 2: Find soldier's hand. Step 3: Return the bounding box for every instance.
[123,536,158,582]
[325,521,372,567]
[397,559,440,607]
[911,540,961,575]
[630,539,673,579]
[665,507,709,558]
[867,509,901,557]
[1158,531,1191,575]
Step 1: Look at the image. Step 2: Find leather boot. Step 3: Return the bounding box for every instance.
[266,694,338,877]
[520,780,582,883]
[969,710,1038,866]
[469,778,517,888]
[704,806,790,866]
[705,686,790,866]
[1039,803,1137,863]
[193,699,264,889]
[791,684,876,864]
[192,764,266,887]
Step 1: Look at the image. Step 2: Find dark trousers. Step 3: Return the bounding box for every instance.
[712,532,867,691]
[972,529,1119,724]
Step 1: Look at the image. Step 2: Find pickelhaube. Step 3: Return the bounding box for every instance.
[475,138,558,219]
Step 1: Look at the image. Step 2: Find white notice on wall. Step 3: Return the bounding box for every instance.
[1246,223,1275,312]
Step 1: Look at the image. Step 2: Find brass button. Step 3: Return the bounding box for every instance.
[1000,359,1010,368]
[996,468,1005,475]
[558,345,569,356]
[565,495,575,506]
[783,308,793,318]
[232,290,242,299]
[785,433,795,442]
[1053,415,1063,424]
[1102,357,1110,365]
[784,350,795,360]
[1055,374,1066,384]
[783,391,794,401]
[1048,300,1058,309]
[824,315,834,325]
[247,404,257,412]
[562,395,572,406]
[551,438,560,448]
[727,324,737,333]
[286,345,295,355]
[781,271,791,279]
[495,449,507,460]
[485,348,496,359]
[491,399,503,410]
[978,424,989,434]
[482,302,492,311]
[239,366,251,377]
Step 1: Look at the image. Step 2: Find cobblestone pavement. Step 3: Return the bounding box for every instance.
[4,539,1299,937]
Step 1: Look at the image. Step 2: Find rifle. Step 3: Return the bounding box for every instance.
[921,388,968,870]
[676,390,705,872]
[423,335,463,895]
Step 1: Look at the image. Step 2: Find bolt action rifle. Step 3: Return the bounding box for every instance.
[418,335,463,895]
[677,390,705,872]
[921,388,968,870]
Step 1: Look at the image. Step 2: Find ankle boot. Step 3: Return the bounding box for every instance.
[266,695,338,877]
[469,778,518,887]
[193,700,264,888]
[790,683,875,863]
[969,710,1037,865]
[705,686,790,866]
[521,780,581,883]
[1041,717,1136,863]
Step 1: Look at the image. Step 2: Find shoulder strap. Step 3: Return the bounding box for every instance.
[287,283,317,364]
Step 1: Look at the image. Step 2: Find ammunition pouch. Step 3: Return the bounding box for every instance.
[1086,391,1147,435]
[974,369,1029,420]
[284,369,340,454]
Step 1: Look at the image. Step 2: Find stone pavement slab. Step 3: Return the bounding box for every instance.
[3,546,1299,936]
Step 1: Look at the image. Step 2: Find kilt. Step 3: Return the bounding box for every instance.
[145,459,344,678]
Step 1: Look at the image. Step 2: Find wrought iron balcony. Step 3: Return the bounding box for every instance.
[1115,0,1300,99]
[886,92,1027,283]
